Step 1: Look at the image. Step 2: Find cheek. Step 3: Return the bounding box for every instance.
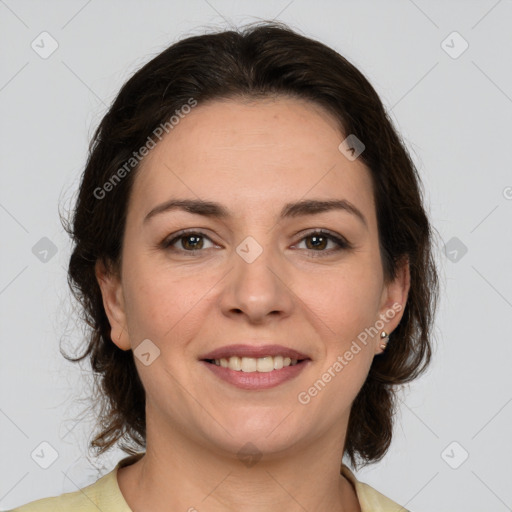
[301,260,383,335]
[121,254,215,347]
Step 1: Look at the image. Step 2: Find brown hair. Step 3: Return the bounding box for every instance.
[63,21,439,470]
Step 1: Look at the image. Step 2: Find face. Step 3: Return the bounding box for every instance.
[97,96,409,459]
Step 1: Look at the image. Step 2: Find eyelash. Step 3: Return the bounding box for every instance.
[161,229,353,257]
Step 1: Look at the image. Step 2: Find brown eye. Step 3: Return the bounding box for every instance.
[162,230,215,253]
[180,234,204,250]
[304,234,329,251]
[295,230,352,257]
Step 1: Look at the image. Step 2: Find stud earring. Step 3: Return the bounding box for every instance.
[380,331,389,350]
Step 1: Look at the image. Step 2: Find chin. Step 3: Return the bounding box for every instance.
[199,410,307,458]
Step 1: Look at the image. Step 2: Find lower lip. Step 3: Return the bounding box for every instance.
[201,360,310,390]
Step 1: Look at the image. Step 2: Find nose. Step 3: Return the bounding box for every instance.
[218,238,295,324]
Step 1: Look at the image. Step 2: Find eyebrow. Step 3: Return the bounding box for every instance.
[144,198,368,228]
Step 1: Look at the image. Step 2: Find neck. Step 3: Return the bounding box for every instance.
[117,407,361,512]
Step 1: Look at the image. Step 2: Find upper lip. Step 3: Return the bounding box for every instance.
[200,344,310,361]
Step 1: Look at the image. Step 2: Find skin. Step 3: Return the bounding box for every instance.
[96,96,410,512]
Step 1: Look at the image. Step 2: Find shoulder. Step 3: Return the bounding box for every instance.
[341,464,410,512]
[8,454,142,512]
[8,472,119,512]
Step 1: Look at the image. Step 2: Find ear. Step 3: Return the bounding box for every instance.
[95,259,130,351]
[375,255,410,354]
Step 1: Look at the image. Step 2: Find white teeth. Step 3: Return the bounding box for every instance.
[256,356,274,373]
[213,355,301,372]
[273,355,284,370]
[241,356,257,372]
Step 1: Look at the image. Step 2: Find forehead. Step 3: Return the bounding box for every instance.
[128,97,376,226]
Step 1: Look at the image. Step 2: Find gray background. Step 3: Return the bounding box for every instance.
[1,1,511,511]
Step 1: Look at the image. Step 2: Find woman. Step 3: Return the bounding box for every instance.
[12,21,438,512]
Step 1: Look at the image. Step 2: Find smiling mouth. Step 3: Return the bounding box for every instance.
[203,355,308,373]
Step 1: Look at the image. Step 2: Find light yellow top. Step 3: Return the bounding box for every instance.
[9,453,409,511]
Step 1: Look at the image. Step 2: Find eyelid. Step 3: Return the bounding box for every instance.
[161,228,352,254]
[292,228,353,252]
[161,228,219,250]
